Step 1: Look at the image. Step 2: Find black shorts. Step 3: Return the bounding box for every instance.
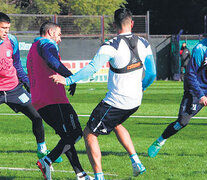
[0,83,31,113]
[87,100,139,135]
[177,91,203,125]
[38,104,82,144]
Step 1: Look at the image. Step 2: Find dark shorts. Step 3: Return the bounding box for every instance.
[87,100,139,135]
[177,91,203,125]
[38,104,82,144]
[0,83,31,113]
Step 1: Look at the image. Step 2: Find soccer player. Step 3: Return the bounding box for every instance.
[51,8,156,179]
[27,22,93,180]
[0,12,57,161]
[148,38,207,158]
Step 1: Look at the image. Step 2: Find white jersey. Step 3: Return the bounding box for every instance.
[98,33,153,109]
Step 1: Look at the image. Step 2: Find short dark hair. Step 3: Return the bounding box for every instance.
[40,21,60,36]
[0,12,10,23]
[114,8,132,29]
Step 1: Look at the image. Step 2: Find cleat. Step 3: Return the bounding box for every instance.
[37,150,63,163]
[36,157,52,180]
[76,174,94,180]
[148,140,162,157]
[132,162,146,177]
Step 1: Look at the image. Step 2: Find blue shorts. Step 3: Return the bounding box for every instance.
[0,83,31,112]
[87,100,139,135]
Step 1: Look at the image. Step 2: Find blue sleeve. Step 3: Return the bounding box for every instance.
[38,39,72,77]
[185,45,205,98]
[142,55,156,91]
[8,34,29,83]
[66,54,111,85]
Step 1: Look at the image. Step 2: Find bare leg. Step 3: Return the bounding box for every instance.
[114,124,136,156]
[83,126,102,173]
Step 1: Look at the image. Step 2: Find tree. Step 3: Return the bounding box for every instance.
[59,0,127,15]
[58,0,127,35]
[0,0,21,14]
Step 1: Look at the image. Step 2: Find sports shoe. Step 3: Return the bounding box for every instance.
[37,150,63,163]
[36,157,52,180]
[76,174,94,180]
[148,140,162,157]
[132,162,146,177]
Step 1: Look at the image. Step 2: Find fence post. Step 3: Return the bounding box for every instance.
[146,11,150,39]
[204,15,207,35]
[53,14,58,24]
[101,16,105,43]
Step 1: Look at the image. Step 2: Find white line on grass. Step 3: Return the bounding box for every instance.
[0,167,118,176]
[1,113,207,119]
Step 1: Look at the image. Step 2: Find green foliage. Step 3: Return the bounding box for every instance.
[21,0,60,14]
[59,0,127,35]
[0,0,21,14]
[68,0,127,15]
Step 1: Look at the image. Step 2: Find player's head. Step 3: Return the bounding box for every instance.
[0,12,11,40]
[114,8,134,32]
[40,22,62,44]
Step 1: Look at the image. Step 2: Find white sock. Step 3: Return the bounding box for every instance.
[130,153,141,164]
[77,171,87,178]
[157,136,166,145]
[37,142,47,153]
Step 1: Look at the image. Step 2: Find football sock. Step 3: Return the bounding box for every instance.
[37,142,47,153]
[77,171,87,178]
[94,172,105,180]
[157,136,166,145]
[130,153,141,164]
[44,156,52,165]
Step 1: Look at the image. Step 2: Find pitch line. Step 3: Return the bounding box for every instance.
[0,167,117,176]
[1,113,207,120]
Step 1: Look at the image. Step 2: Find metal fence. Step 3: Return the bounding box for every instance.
[8,13,149,41]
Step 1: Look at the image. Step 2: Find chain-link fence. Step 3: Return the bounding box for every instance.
[8,13,149,40]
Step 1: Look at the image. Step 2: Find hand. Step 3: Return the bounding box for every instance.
[49,74,66,85]
[68,83,76,96]
[199,96,207,106]
[23,82,30,93]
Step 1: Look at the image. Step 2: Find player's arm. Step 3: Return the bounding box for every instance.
[142,44,156,91]
[38,39,72,77]
[51,45,113,86]
[9,34,30,92]
[185,44,205,99]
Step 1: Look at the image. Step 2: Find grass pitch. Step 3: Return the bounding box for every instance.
[0,81,207,179]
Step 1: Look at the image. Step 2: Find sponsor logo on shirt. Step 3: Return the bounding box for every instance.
[127,62,142,70]
[6,50,11,57]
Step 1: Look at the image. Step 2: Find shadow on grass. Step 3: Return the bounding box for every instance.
[0,177,15,180]
[0,149,150,158]
[0,150,36,154]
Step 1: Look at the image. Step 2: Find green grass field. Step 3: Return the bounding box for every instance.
[1,81,207,180]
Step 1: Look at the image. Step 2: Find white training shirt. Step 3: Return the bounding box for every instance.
[100,33,153,109]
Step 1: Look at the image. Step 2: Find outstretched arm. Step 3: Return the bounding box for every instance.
[51,52,111,86]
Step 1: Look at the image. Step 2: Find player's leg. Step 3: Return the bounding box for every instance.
[148,92,203,157]
[65,144,94,180]
[5,84,48,158]
[113,105,145,177]
[114,124,146,176]
[38,104,92,180]
[84,101,115,180]
[83,126,102,176]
